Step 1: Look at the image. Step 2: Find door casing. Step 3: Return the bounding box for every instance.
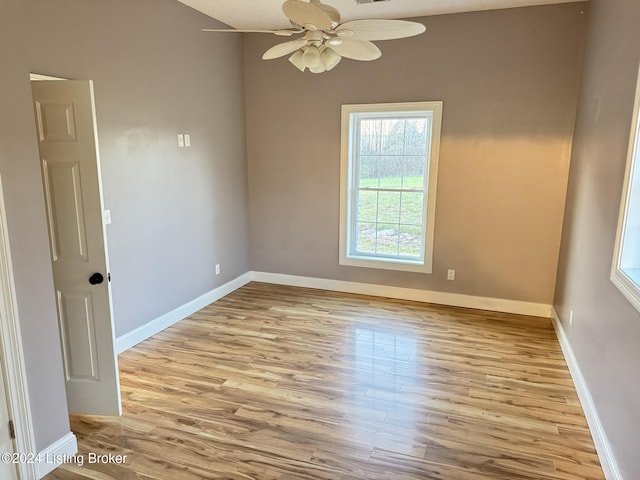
[0,172,37,479]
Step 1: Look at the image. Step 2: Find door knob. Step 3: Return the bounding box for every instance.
[89,272,104,285]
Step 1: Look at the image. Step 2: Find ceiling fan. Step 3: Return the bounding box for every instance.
[202,0,426,73]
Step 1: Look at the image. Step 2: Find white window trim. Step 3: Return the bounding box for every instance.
[611,63,640,312]
[339,101,443,273]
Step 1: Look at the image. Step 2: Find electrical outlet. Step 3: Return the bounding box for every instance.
[447,269,455,281]
[177,134,184,147]
[569,309,574,326]
[215,264,221,275]
[103,209,112,225]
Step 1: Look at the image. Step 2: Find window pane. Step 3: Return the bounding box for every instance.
[379,155,402,188]
[400,192,424,225]
[357,190,377,222]
[359,156,379,187]
[380,119,406,155]
[356,222,376,254]
[404,118,428,155]
[377,191,401,224]
[375,224,399,255]
[399,225,422,258]
[402,156,425,188]
[621,135,640,273]
[360,119,382,155]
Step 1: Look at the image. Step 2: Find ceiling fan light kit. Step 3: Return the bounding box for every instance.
[289,44,343,72]
[203,0,426,73]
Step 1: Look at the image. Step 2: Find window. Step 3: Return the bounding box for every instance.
[339,101,443,273]
[612,65,640,311]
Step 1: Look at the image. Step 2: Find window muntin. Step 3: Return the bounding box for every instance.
[340,102,442,273]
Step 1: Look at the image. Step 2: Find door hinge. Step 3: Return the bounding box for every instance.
[8,420,15,440]
[108,273,111,282]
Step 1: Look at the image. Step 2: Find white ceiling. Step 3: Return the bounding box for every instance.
[178,0,584,30]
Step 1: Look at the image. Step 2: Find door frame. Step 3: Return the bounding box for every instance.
[0,172,38,479]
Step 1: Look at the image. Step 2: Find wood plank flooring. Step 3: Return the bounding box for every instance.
[44,282,604,480]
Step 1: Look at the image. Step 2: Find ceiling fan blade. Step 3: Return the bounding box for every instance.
[263,39,309,60]
[329,39,381,61]
[310,0,340,27]
[201,28,302,37]
[336,19,426,41]
[282,0,333,30]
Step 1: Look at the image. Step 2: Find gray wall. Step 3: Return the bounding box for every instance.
[0,0,70,452]
[554,0,640,476]
[8,0,636,471]
[26,0,250,338]
[0,0,249,451]
[244,3,587,305]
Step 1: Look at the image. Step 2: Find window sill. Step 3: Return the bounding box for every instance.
[340,255,432,274]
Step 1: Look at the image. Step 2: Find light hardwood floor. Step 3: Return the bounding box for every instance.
[45,282,604,479]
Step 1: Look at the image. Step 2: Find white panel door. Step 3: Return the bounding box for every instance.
[0,363,17,480]
[31,80,121,416]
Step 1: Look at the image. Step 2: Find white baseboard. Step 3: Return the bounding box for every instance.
[36,431,78,478]
[551,308,622,480]
[115,272,252,354]
[251,272,552,318]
